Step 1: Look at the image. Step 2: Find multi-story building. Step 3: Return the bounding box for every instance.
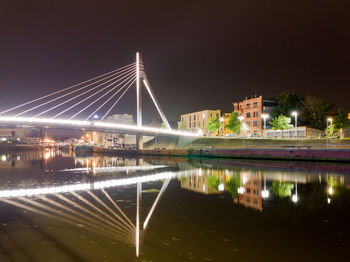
[178,109,221,136]
[232,95,277,136]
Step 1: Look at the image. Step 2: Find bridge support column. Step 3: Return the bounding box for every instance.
[136,134,143,150]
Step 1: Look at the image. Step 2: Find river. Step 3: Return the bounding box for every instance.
[0,149,349,261]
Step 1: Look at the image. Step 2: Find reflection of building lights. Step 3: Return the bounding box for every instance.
[328,186,333,195]
[242,175,247,185]
[237,186,245,194]
[1,155,6,161]
[261,190,269,198]
[198,168,202,176]
[1,138,7,141]
[218,183,224,192]
[327,197,331,204]
[292,194,298,203]
[202,184,206,192]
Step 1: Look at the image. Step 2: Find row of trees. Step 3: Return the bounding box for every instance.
[272,92,349,131]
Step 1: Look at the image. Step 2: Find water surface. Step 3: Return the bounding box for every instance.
[0,150,349,261]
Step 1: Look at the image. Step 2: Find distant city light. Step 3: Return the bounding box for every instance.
[237,186,245,194]
[292,194,298,203]
[93,114,99,119]
[218,183,224,191]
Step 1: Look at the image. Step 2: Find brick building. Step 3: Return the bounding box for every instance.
[233,95,277,136]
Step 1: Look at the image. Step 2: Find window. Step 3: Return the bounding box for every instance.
[246,188,251,194]
[253,102,258,108]
[239,105,242,110]
[254,189,258,195]
[246,112,251,118]
[247,197,251,203]
[189,116,191,121]
[181,117,184,122]
[203,113,206,119]
[189,123,191,128]
[253,199,258,204]
[194,115,196,121]
[253,111,258,117]
[216,113,219,118]
[247,121,250,127]
[253,120,258,126]
[194,122,196,127]
[246,103,251,109]
[254,130,258,134]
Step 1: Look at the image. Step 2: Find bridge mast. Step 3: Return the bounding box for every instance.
[136,52,142,127]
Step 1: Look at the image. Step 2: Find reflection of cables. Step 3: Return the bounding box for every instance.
[25,66,136,118]
[0,63,135,116]
[85,75,136,120]
[69,71,136,120]
[101,76,136,120]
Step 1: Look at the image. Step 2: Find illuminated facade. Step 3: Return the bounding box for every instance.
[179,110,221,135]
[233,95,277,136]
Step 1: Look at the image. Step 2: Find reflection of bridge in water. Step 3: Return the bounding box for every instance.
[0,166,184,257]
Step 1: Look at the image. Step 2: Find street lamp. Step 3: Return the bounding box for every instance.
[326,117,332,149]
[291,111,298,128]
[238,116,244,137]
[219,117,224,136]
[292,181,298,203]
[261,113,269,138]
[261,176,269,198]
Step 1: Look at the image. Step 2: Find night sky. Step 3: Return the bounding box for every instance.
[0,1,349,123]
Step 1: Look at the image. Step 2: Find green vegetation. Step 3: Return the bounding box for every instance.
[226,176,241,198]
[324,124,335,137]
[271,181,294,198]
[272,92,304,121]
[207,117,220,133]
[334,108,350,133]
[269,115,293,134]
[207,175,220,190]
[178,122,187,131]
[161,122,166,129]
[302,96,333,130]
[225,112,241,133]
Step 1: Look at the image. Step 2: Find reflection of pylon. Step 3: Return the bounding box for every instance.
[0,178,171,258]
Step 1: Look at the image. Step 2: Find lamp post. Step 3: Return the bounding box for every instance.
[326,117,332,149]
[261,113,269,138]
[238,116,244,137]
[291,111,298,128]
[219,117,224,137]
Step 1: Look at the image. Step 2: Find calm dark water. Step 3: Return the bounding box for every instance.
[0,150,349,262]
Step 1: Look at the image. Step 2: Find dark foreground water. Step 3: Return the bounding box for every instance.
[0,150,349,262]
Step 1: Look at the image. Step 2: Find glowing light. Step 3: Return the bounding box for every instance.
[238,116,244,121]
[237,186,245,194]
[0,116,198,137]
[43,138,54,143]
[1,155,6,161]
[93,114,99,119]
[1,138,7,141]
[291,111,298,116]
[292,194,298,203]
[261,190,269,198]
[218,183,224,192]
[261,114,269,119]
[327,197,331,204]
[0,171,180,199]
[328,186,333,195]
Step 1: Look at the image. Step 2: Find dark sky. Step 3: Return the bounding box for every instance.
[0,0,349,122]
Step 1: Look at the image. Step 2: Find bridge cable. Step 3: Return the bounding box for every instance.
[48,70,136,119]
[0,63,135,115]
[84,74,137,120]
[101,76,136,120]
[18,65,136,117]
[68,71,137,119]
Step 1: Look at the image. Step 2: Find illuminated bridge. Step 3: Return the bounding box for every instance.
[0,53,198,148]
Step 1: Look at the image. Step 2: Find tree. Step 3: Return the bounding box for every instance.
[272,92,304,121]
[207,117,220,134]
[178,122,187,131]
[271,181,295,198]
[269,115,293,133]
[334,108,350,134]
[225,112,241,133]
[302,96,333,130]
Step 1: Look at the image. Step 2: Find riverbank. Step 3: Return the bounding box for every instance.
[141,148,350,162]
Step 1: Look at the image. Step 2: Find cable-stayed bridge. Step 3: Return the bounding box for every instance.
[0,53,198,148]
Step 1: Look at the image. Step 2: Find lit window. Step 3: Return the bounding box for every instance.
[246,103,251,109]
